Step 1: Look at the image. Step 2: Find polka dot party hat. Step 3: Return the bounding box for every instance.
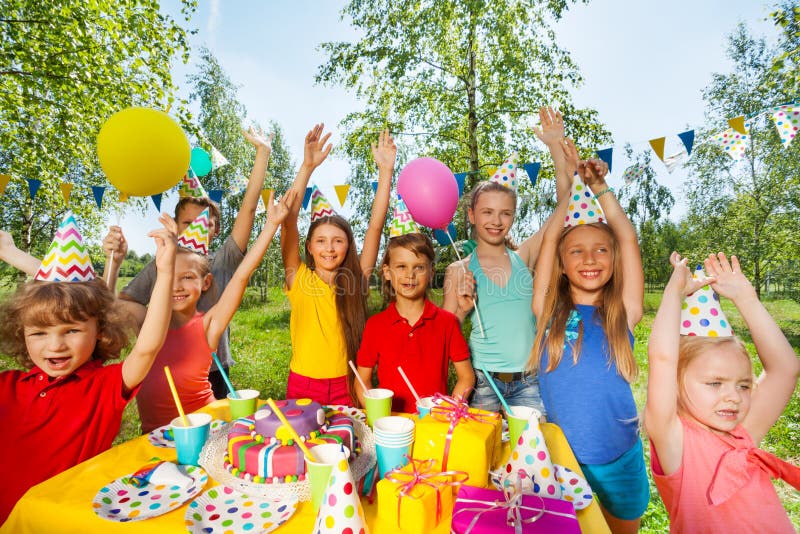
[310,184,337,222]
[179,169,210,199]
[770,105,799,148]
[489,151,519,190]
[564,173,605,227]
[388,197,420,237]
[177,207,211,255]
[312,449,368,534]
[680,265,733,337]
[35,210,96,282]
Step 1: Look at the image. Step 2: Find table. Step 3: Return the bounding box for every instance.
[3,400,610,533]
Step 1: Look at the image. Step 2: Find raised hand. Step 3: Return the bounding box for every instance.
[667,251,713,296]
[149,214,177,272]
[456,266,477,314]
[302,123,333,170]
[533,106,565,146]
[561,137,581,176]
[0,230,16,256]
[266,189,298,226]
[581,158,609,186]
[704,252,755,303]
[370,129,397,172]
[102,225,128,260]
[242,126,274,153]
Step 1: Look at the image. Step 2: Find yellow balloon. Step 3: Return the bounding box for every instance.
[97,107,190,197]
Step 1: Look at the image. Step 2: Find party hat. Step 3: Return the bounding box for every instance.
[310,184,336,222]
[489,151,519,190]
[179,169,209,199]
[34,211,96,282]
[313,450,369,533]
[177,207,211,255]
[564,173,605,227]
[680,265,733,337]
[389,197,420,237]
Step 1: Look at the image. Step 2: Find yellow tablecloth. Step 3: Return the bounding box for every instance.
[2,400,609,533]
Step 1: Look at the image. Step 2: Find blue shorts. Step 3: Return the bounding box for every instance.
[579,438,650,520]
[470,369,545,415]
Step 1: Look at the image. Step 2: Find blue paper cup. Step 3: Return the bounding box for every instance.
[170,413,212,465]
[416,396,434,418]
[376,442,411,478]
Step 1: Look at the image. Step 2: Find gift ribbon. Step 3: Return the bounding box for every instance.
[385,457,469,528]
[429,393,500,470]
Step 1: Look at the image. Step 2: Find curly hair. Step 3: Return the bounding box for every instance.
[0,279,132,369]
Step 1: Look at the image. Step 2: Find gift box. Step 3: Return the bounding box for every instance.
[451,484,580,533]
[376,458,467,533]
[411,395,502,489]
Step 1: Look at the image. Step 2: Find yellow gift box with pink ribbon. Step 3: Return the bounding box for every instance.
[376,457,468,533]
[411,394,502,489]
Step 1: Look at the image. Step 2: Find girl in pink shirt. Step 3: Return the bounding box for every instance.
[645,252,800,533]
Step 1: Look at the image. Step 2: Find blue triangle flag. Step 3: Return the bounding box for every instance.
[454,172,467,197]
[678,130,695,156]
[91,186,106,209]
[150,193,162,212]
[208,189,224,205]
[302,186,313,210]
[371,180,378,193]
[523,162,541,187]
[596,148,613,173]
[26,179,41,200]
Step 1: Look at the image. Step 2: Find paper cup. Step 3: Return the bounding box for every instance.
[305,444,350,511]
[507,406,541,448]
[416,396,434,418]
[170,413,212,465]
[376,442,411,478]
[227,389,260,420]
[363,388,393,427]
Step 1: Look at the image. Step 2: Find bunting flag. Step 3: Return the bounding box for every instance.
[118,192,129,203]
[770,105,799,148]
[301,186,313,210]
[150,193,162,212]
[678,130,695,156]
[523,162,541,187]
[389,197,420,237]
[210,146,230,169]
[663,147,689,173]
[208,189,224,205]
[711,123,750,160]
[454,172,467,196]
[649,137,666,162]
[91,186,106,209]
[310,184,336,221]
[0,174,10,196]
[334,184,351,206]
[176,207,211,255]
[26,179,41,201]
[60,183,73,205]
[231,174,249,195]
[489,151,519,190]
[622,163,647,184]
[596,148,613,173]
[260,189,274,210]
[370,180,379,193]
[34,211,95,282]
[728,115,747,135]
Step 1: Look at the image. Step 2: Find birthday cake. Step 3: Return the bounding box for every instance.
[224,398,357,483]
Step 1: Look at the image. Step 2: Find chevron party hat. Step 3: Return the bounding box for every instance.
[389,197,420,237]
[310,184,336,222]
[34,211,96,282]
[680,265,733,337]
[564,173,605,227]
[489,151,520,190]
[313,449,369,534]
[177,207,211,255]
[179,169,209,199]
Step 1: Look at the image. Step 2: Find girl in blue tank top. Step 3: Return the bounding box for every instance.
[531,138,649,533]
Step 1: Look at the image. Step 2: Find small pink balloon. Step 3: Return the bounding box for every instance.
[397,157,458,229]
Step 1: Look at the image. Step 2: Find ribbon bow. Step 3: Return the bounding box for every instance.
[385,457,469,527]
[430,393,500,470]
[708,445,800,505]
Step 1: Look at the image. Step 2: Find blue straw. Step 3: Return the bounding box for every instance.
[212,351,238,399]
[478,366,513,417]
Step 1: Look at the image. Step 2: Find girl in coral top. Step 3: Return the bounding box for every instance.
[645,252,800,533]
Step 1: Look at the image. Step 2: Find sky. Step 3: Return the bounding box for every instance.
[118,0,779,253]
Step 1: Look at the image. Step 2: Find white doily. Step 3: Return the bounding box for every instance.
[199,417,376,502]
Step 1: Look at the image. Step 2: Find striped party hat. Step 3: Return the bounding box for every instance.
[489,151,519,190]
[35,211,96,282]
[177,207,211,255]
[680,265,733,337]
[310,184,336,222]
[564,173,605,227]
[389,197,420,237]
[179,169,209,199]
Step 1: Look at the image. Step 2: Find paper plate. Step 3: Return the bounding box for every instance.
[185,486,298,533]
[325,404,366,424]
[93,464,208,522]
[148,419,226,448]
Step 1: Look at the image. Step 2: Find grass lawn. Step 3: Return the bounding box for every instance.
[1,286,797,530]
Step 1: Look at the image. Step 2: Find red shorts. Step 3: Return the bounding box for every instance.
[286,371,352,406]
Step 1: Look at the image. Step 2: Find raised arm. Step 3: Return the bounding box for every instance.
[359,129,395,278]
[120,216,177,392]
[0,230,40,276]
[705,253,800,444]
[281,124,332,289]
[207,189,296,348]
[644,252,712,475]
[229,128,275,251]
[532,194,569,321]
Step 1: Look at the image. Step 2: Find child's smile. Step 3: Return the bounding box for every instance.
[383,247,431,301]
[24,319,99,378]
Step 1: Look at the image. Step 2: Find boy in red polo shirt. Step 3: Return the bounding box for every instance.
[355,206,475,412]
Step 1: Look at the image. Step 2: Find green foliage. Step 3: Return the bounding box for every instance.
[768,1,800,96]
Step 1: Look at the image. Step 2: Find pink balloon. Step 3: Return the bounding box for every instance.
[397,157,459,229]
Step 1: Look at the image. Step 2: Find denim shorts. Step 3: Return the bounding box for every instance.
[580,438,650,520]
[470,369,545,415]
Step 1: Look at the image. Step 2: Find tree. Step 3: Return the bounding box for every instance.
[317,0,610,242]
[768,1,800,96]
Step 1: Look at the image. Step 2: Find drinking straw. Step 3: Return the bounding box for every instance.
[396,366,421,403]
[443,229,486,337]
[105,251,115,287]
[478,365,514,417]
[211,351,238,399]
[266,398,318,462]
[348,360,370,394]
[164,366,190,427]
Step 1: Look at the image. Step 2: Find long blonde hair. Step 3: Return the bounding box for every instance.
[530,223,637,382]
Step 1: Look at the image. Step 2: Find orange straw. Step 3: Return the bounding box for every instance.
[164,366,190,428]
[266,398,318,462]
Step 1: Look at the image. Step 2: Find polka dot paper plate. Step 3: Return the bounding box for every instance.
[148,419,227,448]
[185,485,298,533]
[93,464,208,522]
[325,405,366,424]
